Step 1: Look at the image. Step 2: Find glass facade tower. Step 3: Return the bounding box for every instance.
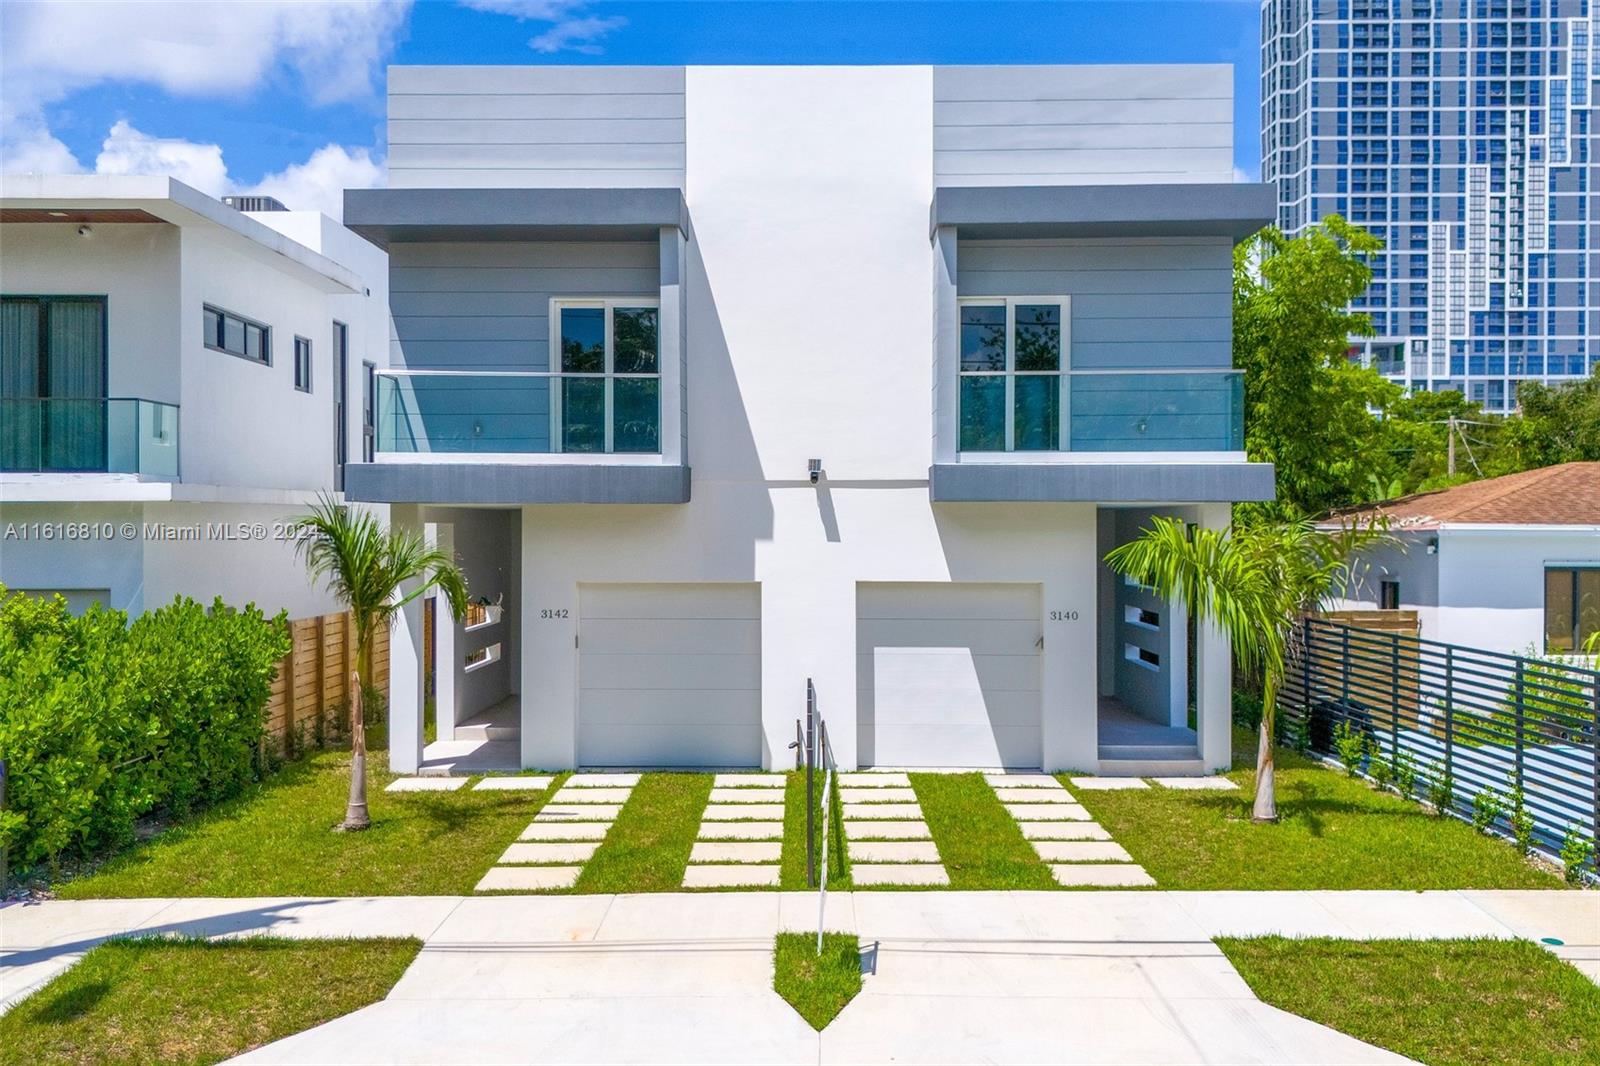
[1262,0,1597,410]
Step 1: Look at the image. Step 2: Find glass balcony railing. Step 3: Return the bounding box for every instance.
[1066,370,1244,452]
[0,397,179,476]
[377,371,661,455]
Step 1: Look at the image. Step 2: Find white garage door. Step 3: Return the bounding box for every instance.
[577,583,762,767]
[857,583,1041,769]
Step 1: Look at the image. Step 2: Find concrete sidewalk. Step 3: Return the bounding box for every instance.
[4,890,1596,1064]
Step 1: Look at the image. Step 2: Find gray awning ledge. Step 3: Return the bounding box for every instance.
[930,462,1276,503]
[345,463,691,505]
[344,187,690,248]
[931,183,1276,242]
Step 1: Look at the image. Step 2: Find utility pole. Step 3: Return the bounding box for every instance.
[1447,416,1456,476]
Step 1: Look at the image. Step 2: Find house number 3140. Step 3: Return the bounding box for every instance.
[1049,610,1080,622]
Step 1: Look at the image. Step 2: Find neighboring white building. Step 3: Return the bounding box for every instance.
[346,64,1277,776]
[1329,462,1600,657]
[0,175,389,620]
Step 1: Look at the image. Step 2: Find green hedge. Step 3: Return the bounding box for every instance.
[0,586,291,869]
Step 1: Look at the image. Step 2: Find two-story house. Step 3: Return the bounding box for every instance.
[0,174,389,619]
[345,64,1275,775]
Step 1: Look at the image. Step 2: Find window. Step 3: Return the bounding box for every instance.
[332,321,348,489]
[553,299,660,453]
[1379,580,1400,610]
[203,305,270,364]
[293,336,312,393]
[1544,567,1600,652]
[958,297,1068,452]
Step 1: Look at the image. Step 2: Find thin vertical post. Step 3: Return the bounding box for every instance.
[1301,619,1314,722]
[1513,656,1526,793]
[806,679,816,889]
[1389,634,1400,760]
[1341,626,1351,726]
[1443,646,1455,810]
[1591,674,1599,868]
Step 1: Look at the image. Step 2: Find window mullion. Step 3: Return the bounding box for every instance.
[1004,299,1016,452]
[603,302,615,453]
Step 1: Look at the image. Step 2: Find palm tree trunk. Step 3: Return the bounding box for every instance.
[342,629,371,831]
[1252,673,1279,822]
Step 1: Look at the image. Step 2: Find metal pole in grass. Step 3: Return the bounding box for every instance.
[806,679,816,889]
[817,718,831,956]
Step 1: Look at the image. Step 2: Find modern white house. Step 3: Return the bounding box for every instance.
[0,174,389,620]
[1329,462,1600,656]
[344,64,1277,775]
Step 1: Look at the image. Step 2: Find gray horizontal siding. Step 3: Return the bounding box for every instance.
[388,66,685,189]
[389,241,657,373]
[933,65,1234,187]
[958,238,1233,369]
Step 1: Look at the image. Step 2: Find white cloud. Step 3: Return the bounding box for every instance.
[0,121,83,175]
[1233,165,1260,183]
[94,120,230,197]
[528,14,626,54]
[245,143,384,219]
[457,0,583,17]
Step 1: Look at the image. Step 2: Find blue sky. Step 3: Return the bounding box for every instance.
[1,1,1261,216]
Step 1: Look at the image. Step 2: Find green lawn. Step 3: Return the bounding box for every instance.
[911,773,1054,890]
[574,773,710,893]
[780,770,851,891]
[0,937,419,1066]
[57,751,554,898]
[1068,739,1561,890]
[773,932,863,1030]
[1218,937,1600,1066]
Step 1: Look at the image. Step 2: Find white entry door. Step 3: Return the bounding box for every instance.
[577,583,761,767]
[857,583,1042,768]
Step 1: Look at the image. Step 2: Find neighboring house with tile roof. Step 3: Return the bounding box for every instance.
[1325,462,1600,655]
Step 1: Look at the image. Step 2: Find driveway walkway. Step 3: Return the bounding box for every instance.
[4,890,1595,1064]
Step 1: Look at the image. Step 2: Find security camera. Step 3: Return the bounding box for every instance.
[76,225,92,238]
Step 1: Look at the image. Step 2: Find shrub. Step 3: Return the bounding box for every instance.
[1391,749,1417,800]
[1471,785,1505,834]
[1232,689,1264,732]
[0,586,290,869]
[1426,770,1454,817]
[1332,720,1367,776]
[1369,750,1393,791]
[1507,776,1535,857]
[1560,825,1595,885]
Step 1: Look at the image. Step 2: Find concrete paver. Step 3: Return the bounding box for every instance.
[713,773,785,787]
[473,867,581,892]
[837,772,911,786]
[697,821,784,840]
[701,804,786,820]
[1049,865,1158,887]
[689,842,783,864]
[498,842,601,865]
[850,864,951,887]
[843,820,931,840]
[519,822,611,841]
[838,787,917,803]
[1032,841,1135,863]
[680,865,782,888]
[1017,821,1112,841]
[548,787,634,805]
[992,787,1075,803]
[471,776,553,791]
[983,773,1065,789]
[847,841,942,863]
[1151,777,1238,790]
[535,803,624,821]
[706,788,786,804]
[1069,777,1151,790]
[840,802,923,820]
[563,773,641,787]
[1003,803,1091,821]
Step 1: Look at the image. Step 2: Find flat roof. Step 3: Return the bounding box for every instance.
[343,187,689,248]
[931,182,1275,242]
[0,174,363,293]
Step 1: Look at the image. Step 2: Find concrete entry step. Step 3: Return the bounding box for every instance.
[1096,758,1206,777]
[1098,743,1201,762]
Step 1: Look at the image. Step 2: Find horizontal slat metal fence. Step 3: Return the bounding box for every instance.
[1281,618,1599,860]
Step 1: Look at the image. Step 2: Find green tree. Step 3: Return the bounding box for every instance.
[1105,517,1388,821]
[1499,370,1600,469]
[1235,217,1400,517]
[294,496,468,830]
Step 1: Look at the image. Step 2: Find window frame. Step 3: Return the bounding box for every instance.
[1379,580,1401,610]
[1544,565,1600,653]
[956,295,1072,453]
[293,335,313,393]
[549,296,662,455]
[203,304,271,365]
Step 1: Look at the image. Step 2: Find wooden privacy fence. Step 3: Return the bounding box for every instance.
[264,611,391,755]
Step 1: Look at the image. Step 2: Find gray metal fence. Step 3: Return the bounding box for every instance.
[1281,618,1599,864]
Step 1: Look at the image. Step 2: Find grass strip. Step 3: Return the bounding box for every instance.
[57,753,562,898]
[575,772,710,893]
[1069,735,1559,891]
[911,772,1054,890]
[780,769,850,890]
[0,937,420,1066]
[1217,936,1600,1066]
[773,932,863,1031]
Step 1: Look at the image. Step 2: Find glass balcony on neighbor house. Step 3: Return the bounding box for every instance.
[958,369,1244,453]
[0,397,180,476]
[376,371,661,456]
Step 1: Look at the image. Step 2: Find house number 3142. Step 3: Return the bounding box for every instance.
[1049,610,1080,622]
[540,608,569,619]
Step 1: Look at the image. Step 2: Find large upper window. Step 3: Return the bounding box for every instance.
[1545,567,1600,653]
[554,299,660,453]
[204,305,270,364]
[958,297,1067,452]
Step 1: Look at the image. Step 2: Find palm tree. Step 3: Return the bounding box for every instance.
[1105,516,1386,822]
[294,495,468,830]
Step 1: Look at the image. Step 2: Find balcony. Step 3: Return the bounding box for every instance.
[1066,370,1244,453]
[0,397,179,477]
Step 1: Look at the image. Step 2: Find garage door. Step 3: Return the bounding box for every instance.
[857,583,1041,769]
[577,583,761,767]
